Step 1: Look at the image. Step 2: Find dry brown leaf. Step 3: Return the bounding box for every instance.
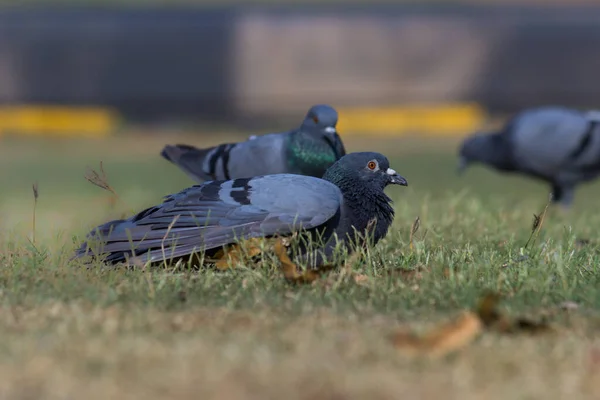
[392,311,483,358]
[391,292,555,359]
[476,292,553,335]
[476,292,503,326]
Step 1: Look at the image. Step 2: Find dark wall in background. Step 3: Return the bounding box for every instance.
[0,5,600,125]
[0,8,235,121]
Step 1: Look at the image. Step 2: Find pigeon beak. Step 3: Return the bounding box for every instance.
[457,156,469,175]
[322,126,345,158]
[386,168,408,186]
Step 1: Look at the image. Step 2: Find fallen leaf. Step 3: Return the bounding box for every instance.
[476,292,503,326]
[392,311,483,358]
[476,291,553,335]
[390,292,555,359]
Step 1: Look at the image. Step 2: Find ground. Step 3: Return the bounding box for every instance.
[0,132,599,399]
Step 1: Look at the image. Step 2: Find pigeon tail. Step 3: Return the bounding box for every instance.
[72,218,128,261]
[161,144,222,183]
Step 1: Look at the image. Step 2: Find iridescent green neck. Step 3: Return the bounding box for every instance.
[285,131,338,177]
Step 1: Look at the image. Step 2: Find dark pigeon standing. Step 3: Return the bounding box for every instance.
[74,152,407,282]
[458,106,600,208]
[161,104,346,183]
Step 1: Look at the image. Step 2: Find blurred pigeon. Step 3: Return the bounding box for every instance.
[458,106,600,207]
[74,152,407,280]
[161,104,346,183]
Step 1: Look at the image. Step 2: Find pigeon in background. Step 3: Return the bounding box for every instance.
[161,104,346,183]
[74,152,407,282]
[458,106,600,208]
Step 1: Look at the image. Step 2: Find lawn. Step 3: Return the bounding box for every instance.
[0,132,599,399]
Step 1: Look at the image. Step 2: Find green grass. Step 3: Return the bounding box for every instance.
[0,133,599,399]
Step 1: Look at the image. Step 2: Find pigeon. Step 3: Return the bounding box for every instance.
[161,104,347,183]
[458,106,600,208]
[74,152,407,281]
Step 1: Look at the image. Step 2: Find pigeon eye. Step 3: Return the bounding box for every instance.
[312,116,319,123]
[367,161,377,170]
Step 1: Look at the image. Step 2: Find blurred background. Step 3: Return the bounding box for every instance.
[1,0,600,136]
[2,0,600,241]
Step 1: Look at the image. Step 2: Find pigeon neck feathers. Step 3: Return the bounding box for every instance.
[285,129,341,176]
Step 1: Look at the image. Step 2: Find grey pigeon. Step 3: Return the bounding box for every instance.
[74,152,407,278]
[458,106,600,207]
[161,104,346,183]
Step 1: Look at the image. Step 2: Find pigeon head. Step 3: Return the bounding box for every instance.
[323,152,406,246]
[298,104,346,159]
[458,133,491,174]
[323,152,408,190]
[301,104,339,134]
[458,132,512,174]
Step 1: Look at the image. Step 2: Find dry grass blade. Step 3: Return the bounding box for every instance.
[524,196,552,250]
[32,182,39,201]
[84,161,128,212]
[85,161,117,195]
[409,216,420,251]
[145,271,156,299]
[31,182,39,245]
[160,214,181,269]
[364,217,378,247]
[532,213,542,232]
[392,311,483,358]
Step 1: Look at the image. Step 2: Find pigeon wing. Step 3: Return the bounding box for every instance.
[223,132,291,179]
[505,107,593,178]
[78,174,342,263]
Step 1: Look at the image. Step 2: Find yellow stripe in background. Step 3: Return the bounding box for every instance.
[0,106,119,138]
[337,103,488,136]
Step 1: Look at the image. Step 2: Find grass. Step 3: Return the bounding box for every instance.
[0,132,600,399]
